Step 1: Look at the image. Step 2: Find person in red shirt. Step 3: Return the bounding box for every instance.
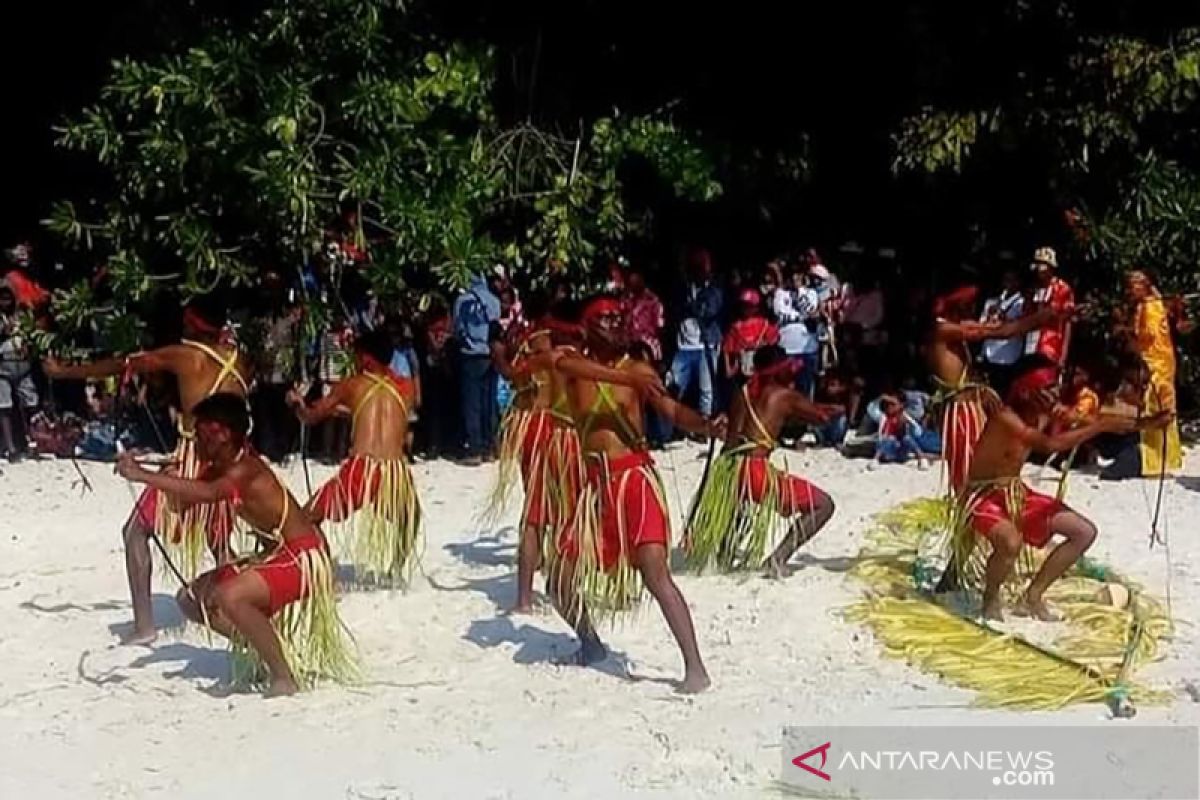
[722,288,779,383]
[1024,247,1075,372]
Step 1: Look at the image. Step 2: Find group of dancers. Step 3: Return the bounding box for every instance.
[41,283,1171,697]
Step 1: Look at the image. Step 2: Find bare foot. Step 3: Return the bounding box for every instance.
[676,670,712,694]
[1019,595,1061,622]
[981,600,1004,622]
[264,677,300,698]
[121,627,158,646]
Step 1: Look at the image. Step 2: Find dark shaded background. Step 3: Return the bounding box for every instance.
[3,1,1197,273]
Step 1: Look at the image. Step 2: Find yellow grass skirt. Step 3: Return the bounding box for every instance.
[846,497,1173,710]
[229,542,360,690]
[313,455,423,586]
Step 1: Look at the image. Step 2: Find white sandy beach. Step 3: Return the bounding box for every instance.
[1,445,1197,799]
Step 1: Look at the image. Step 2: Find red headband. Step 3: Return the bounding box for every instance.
[748,357,801,401]
[581,297,622,325]
[933,285,979,317]
[1008,366,1059,405]
[183,306,222,335]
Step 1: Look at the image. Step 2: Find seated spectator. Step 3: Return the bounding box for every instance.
[722,289,778,384]
[875,396,930,469]
[812,369,860,447]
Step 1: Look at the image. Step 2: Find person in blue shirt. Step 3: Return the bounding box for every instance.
[669,248,723,421]
[453,272,503,464]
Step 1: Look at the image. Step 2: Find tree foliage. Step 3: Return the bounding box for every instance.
[44,0,719,347]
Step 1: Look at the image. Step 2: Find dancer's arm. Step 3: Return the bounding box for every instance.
[937,308,1058,344]
[288,380,349,425]
[536,349,667,401]
[116,452,237,505]
[44,345,187,381]
[1002,407,1145,454]
[785,391,843,427]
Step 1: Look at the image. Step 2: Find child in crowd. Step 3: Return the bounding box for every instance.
[875,395,930,468]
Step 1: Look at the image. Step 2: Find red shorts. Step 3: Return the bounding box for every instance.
[134,486,234,553]
[213,533,326,616]
[969,484,1066,548]
[561,450,669,569]
[311,455,383,523]
[519,411,556,528]
[739,455,827,516]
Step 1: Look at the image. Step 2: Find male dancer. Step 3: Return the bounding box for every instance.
[928,285,1061,494]
[687,346,842,576]
[484,296,563,612]
[45,297,250,643]
[962,366,1162,621]
[117,394,353,696]
[289,329,420,585]
[541,296,722,693]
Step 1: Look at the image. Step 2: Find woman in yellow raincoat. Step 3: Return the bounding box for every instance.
[1124,270,1182,476]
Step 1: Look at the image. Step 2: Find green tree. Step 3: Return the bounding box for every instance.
[45,0,718,349]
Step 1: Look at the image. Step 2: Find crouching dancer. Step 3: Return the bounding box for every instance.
[962,367,1165,621]
[117,394,357,696]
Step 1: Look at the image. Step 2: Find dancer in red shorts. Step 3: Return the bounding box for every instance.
[289,329,420,586]
[117,394,355,696]
[686,345,843,576]
[45,297,250,645]
[543,296,723,694]
[962,366,1164,621]
[483,293,575,611]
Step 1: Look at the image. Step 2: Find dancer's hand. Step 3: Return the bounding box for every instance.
[115,451,147,482]
[632,371,667,401]
[1136,411,1174,431]
[706,415,728,439]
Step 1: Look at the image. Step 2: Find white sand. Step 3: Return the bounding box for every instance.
[1,445,1198,799]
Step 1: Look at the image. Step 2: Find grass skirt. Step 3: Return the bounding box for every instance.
[155,433,240,580]
[684,444,788,572]
[320,456,423,587]
[230,543,360,690]
[847,497,1173,710]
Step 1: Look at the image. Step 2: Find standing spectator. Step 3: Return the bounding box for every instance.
[0,286,37,461]
[622,268,669,447]
[979,268,1025,397]
[454,272,502,465]
[387,314,422,457]
[722,288,778,383]
[317,316,354,462]
[1024,247,1074,372]
[622,268,666,363]
[253,299,302,462]
[774,267,821,396]
[759,260,785,320]
[1101,269,1183,479]
[669,248,723,418]
[418,294,457,459]
[806,256,841,375]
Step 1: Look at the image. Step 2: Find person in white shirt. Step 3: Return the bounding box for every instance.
[773,268,820,396]
[979,269,1025,396]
